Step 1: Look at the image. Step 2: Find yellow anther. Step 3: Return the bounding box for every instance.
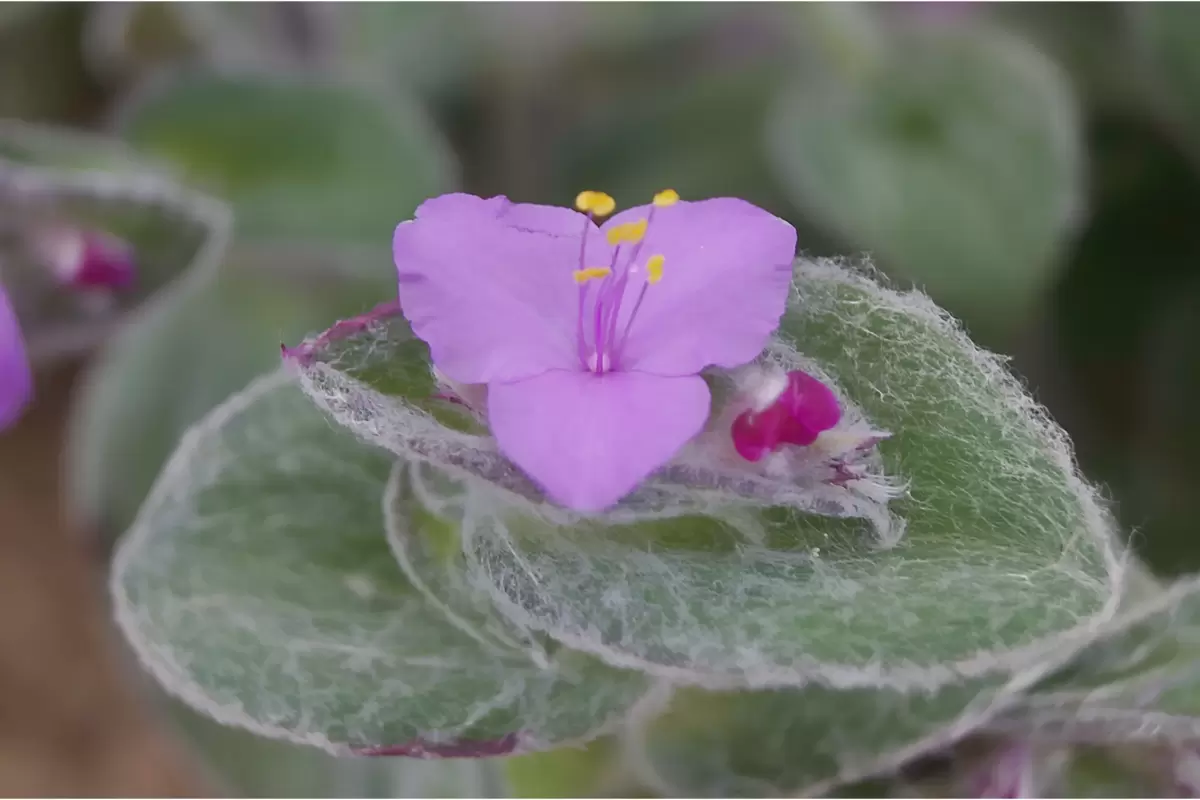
[606,218,647,246]
[573,266,612,284]
[653,189,680,207]
[646,254,665,284]
[575,190,616,217]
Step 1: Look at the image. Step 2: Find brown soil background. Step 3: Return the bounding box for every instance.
[0,362,210,796]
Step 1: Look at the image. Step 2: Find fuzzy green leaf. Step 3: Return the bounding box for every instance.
[992,578,1200,743]
[432,259,1123,689]
[111,372,648,754]
[293,258,1122,689]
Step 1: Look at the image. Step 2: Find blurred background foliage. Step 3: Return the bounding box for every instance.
[4,1,1200,795]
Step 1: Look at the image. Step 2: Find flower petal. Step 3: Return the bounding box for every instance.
[600,198,796,376]
[394,193,614,384]
[0,285,32,430]
[488,370,711,512]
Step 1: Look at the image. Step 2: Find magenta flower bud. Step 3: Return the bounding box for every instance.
[31,226,136,291]
[0,283,32,430]
[731,368,842,462]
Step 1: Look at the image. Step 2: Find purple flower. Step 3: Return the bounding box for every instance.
[0,283,32,430]
[393,191,796,512]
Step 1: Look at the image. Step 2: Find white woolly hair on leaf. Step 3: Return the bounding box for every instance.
[987,576,1200,745]
[1004,573,1200,706]
[382,459,550,662]
[112,370,654,755]
[366,257,1130,695]
[110,370,347,755]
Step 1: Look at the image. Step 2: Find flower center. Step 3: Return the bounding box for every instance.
[571,189,678,375]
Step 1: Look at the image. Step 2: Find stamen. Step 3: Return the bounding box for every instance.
[575,190,615,217]
[606,219,647,246]
[589,246,624,374]
[577,281,590,369]
[573,267,612,283]
[573,192,674,374]
[653,188,680,207]
[602,270,630,368]
[593,278,606,374]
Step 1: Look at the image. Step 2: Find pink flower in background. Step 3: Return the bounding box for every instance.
[30,226,136,291]
[0,284,32,430]
[393,190,796,511]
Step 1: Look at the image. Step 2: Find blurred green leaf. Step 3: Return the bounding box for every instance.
[172,4,335,68]
[1048,115,1200,573]
[118,73,455,243]
[0,119,161,173]
[82,3,202,85]
[1133,4,1200,158]
[1129,278,1200,575]
[111,373,649,753]
[551,67,794,219]
[768,26,1083,339]
[0,4,101,123]
[68,244,390,542]
[991,5,1139,112]
[334,4,474,97]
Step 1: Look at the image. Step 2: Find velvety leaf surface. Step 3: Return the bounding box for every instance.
[992,577,1200,743]
[445,259,1123,689]
[111,372,649,755]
